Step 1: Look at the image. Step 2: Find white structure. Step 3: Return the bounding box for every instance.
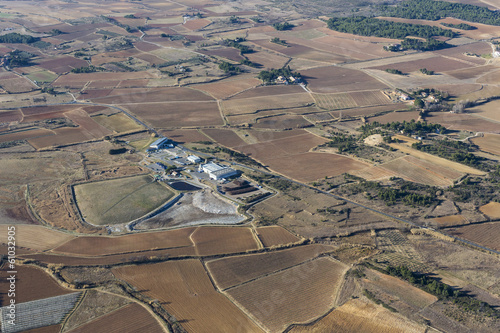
[149,137,169,150]
[187,155,202,164]
[199,162,238,180]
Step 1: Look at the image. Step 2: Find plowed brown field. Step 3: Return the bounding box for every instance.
[191,226,259,255]
[288,298,425,333]
[113,260,264,333]
[207,244,336,290]
[479,202,500,219]
[256,226,300,247]
[227,257,348,332]
[68,303,165,333]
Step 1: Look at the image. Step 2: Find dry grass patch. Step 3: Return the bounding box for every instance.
[433,215,469,227]
[67,303,165,333]
[74,175,175,226]
[0,225,74,251]
[227,257,348,333]
[91,112,144,133]
[479,202,500,219]
[288,298,426,333]
[113,260,264,333]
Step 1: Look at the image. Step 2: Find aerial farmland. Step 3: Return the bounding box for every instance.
[1,0,500,332]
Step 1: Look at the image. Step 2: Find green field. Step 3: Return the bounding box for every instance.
[92,113,143,133]
[27,71,58,83]
[74,175,175,225]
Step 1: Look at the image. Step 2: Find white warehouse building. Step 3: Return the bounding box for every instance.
[199,162,238,180]
[187,155,202,164]
[149,137,170,150]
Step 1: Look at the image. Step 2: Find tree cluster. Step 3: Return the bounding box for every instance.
[419,68,435,75]
[8,50,35,67]
[412,139,486,169]
[440,22,477,30]
[257,66,301,83]
[400,37,448,51]
[0,33,37,44]
[385,265,499,318]
[273,22,294,31]
[380,0,500,26]
[326,16,456,39]
[219,61,241,74]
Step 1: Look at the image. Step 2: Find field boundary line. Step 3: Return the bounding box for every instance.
[222,255,334,292]
[59,290,88,332]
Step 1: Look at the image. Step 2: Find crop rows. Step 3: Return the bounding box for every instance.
[1,292,81,333]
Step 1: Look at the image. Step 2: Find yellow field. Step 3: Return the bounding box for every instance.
[91,113,144,133]
[288,299,426,333]
[479,202,500,219]
[433,215,469,227]
[388,143,485,176]
[469,99,500,122]
[227,257,348,332]
[0,225,74,251]
[471,134,500,156]
[113,260,264,333]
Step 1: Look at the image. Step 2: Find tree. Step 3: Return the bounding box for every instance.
[414,98,425,108]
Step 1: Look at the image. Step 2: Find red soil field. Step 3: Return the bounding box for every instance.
[78,89,113,100]
[160,129,211,143]
[192,76,261,99]
[202,128,248,148]
[53,227,196,256]
[0,109,23,123]
[244,50,290,69]
[183,18,211,30]
[22,246,198,266]
[24,325,62,333]
[207,244,335,290]
[0,128,54,143]
[448,223,500,251]
[447,64,499,80]
[64,109,112,138]
[301,66,388,93]
[227,257,348,332]
[233,85,305,99]
[120,101,223,128]
[192,226,259,255]
[135,53,166,65]
[134,41,162,52]
[37,56,88,74]
[368,56,473,73]
[27,127,95,149]
[0,265,72,304]
[263,152,369,182]
[254,115,312,130]
[113,260,264,333]
[199,47,245,62]
[91,87,213,104]
[68,303,165,333]
[256,226,300,247]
